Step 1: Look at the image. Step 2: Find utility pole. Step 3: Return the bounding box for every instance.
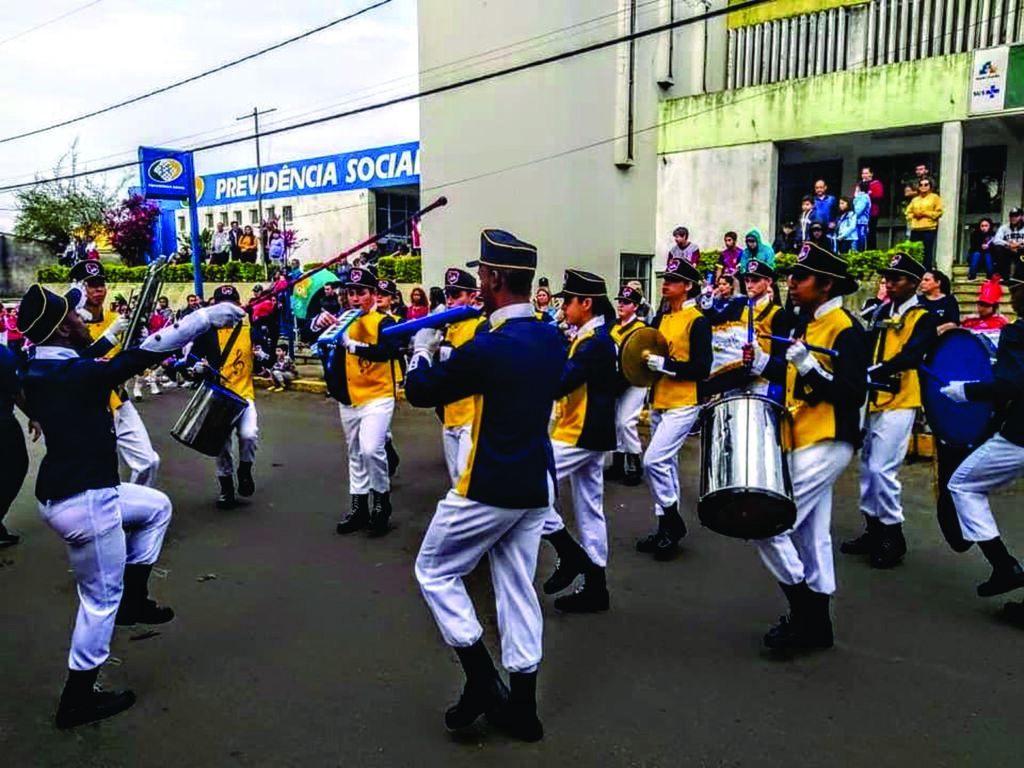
[237,106,277,278]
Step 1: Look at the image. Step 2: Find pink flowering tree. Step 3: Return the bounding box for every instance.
[104,193,161,266]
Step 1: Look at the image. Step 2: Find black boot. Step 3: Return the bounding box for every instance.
[840,515,883,556]
[977,538,1024,597]
[604,452,624,481]
[764,581,833,650]
[653,503,686,561]
[236,461,255,497]
[0,522,20,548]
[385,439,400,478]
[500,671,543,742]
[445,640,508,731]
[336,494,369,534]
[622,453,643,486]
[54,666,136,729]
[215,476,236,509]
[542,529,587,595]
[368,490,392,536]
[636,515,667,553]
[116,564,174,626]
[870,523,907,569]
[553,561,610,613]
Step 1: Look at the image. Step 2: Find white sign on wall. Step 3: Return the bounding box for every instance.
[970,46,1009,114]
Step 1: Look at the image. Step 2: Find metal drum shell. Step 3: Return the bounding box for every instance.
[171,382,249,457]
[698,393,796,540]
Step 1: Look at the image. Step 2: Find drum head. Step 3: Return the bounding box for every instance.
[698,490,796,540]
[620,327,668,388]
[921,328,997,448]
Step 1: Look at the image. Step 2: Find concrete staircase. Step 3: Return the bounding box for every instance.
[950,265,1017,323]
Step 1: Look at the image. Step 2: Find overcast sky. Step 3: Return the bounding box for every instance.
[0,0,419,232]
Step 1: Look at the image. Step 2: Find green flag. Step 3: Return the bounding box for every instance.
[290,269,338,319]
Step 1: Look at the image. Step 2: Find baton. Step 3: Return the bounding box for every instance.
[759,334,840,358]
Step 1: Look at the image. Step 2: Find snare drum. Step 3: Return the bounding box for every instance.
[170,381,249,456]
[920,328,998,449]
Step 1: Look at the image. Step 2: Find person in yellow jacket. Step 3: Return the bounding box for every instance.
[842,252,936,569]
[606,285,647,485]
[905,177,943,269]
[438,267,486,486]
[375,278,404,476]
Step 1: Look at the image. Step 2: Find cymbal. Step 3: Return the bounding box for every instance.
[620,327,669,388]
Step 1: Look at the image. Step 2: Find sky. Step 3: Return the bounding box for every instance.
[0,0,420,232]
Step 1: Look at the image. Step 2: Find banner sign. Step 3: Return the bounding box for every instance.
[970,47,1010,114]
[138,146,194,200]
[196,141,420,206]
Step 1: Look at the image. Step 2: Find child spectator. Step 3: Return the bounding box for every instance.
[719,231,743,277]
[798,195,814,241]
[853,181,872,251]
[406,286,429,320]
[269,345,297,392]
[968,218,996,281]
[772,221,800,255]
[670,226,700,266]
[835,196,859,254]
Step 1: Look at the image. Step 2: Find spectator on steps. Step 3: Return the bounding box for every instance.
[968,218,996,281]
[992,207,1024,281]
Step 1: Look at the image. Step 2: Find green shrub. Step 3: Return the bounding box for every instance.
[302,262,324,271]
[377,255,422,283]
[37,262,268,284]
[697,249,720,276]
[37,265,70,282]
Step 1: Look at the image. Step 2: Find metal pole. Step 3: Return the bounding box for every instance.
[237,106,276,280]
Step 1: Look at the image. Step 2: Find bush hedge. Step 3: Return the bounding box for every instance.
[376,255,422,283]
[38,263,268,284]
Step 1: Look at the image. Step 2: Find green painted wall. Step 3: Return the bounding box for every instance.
[728,0,869,30]
[659,53,972,153]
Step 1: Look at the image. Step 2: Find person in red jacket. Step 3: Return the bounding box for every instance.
[855,166,885,250]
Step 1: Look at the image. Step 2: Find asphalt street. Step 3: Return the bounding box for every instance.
[2,388,1024,768]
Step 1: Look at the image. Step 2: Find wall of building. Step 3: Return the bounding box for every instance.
[0,234,51,298]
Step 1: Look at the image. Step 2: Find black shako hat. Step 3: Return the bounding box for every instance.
[444,267,477,291]
[467,229,537,271]
[17,284,70,345]
[879,251,926,282]
[554,269,607,300]
[213,285,241,304]
[615,285,644,304]
[739,258,776,280]
[786,241,859,296]
[69,260,106,285]
[376,278,399,297]
[657,253,702,284]
[346,266,378,290]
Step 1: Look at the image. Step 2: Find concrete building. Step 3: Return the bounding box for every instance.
[175,142,420,264]
[419,0,1024,285]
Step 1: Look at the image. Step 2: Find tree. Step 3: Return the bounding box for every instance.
[104,194,161,266]
[13,142,117,252]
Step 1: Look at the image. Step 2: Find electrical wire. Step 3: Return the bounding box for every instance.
[0,0,104,48]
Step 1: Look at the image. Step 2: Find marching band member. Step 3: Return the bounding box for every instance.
[0,342,38,547]
[539,270,620,613]
[637,255,712,560]
[17,284,242,728]
[843,253,936,569]
[327,266,403,536]
[753,242,868,650]
[406,230,565,742]
[438,267,486,487]
[71,261,161,487]
[606,285,647,485]
[376,278,403,477]
[190,286,259,509]
[942,276,1024,605]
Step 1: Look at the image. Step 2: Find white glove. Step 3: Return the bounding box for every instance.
[191,361,207,375]
[785,340,818,376]
[646,354,675,376]
[140,303,244,353]
[341,333,367,355]
[940,381,974,403]
[102,315,127,343]
[311,311,337,332]
[412,328,443,357]
[744,342,768,375]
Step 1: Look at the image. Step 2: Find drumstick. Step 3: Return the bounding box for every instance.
[919,365,947,386]
[759,334,839,358]
[187,354,227,382]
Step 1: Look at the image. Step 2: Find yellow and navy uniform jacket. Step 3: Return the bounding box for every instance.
[701,295,790,396]
[551,318,620,451]
[610,316,645,347]
[965,320,1024,446]
[84,307,127,410]
[192,319,256,401]
[323,311,402,407]
[650,300,713,410]
[404,307,566,509]
[865,296,937,412]
[379,309,406,385]
[766,297,868,450]
[441,314,487,429]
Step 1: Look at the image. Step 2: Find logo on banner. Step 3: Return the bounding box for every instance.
[147,158,184,183]
[970,47,1009,114]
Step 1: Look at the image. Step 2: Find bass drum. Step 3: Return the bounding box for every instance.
[698,393,796,540]
[920,328,998,449]
[171,381,249,456]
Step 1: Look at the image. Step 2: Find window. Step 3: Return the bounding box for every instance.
[177,215,186,232]
[964,145,1006,216]
[282,205,293,222]
[266,205,276,222]
[204,213,214,230]
[375,191,420,241]
[619,253,652,300]
[232,211,242,225]
[219,212,229,225]
[249,209,259,224]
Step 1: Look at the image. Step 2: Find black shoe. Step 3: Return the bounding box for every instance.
[977,561,1024,597]
[541,529,587,594]
[385,439,400,478]
[637,512,668,553]
[116,564,174,626]
[554,566,609,613]
[653,504,686,561]
[840,515,882,556]
[622,453,643,486]
[55,667,136,729]
[604,452,624,481]
[215,476,236,509]
[236,461,255,497]
[0,524,20,548]
[368,490,392,536]
[336,494,369,534]
[446,640,508,731]
[497,672,543,743]
[763,582,833,650]
[870,524,907,569]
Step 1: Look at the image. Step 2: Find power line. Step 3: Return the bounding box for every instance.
[0,0,104,48]
[0,0,393,146]
[0,0,774,193]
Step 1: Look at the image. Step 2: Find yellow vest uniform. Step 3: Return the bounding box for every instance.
[216,319,255,401]
[442,315,486,428]
[610,316,645,347]
[379,310,405,386]
[651,302,711,411]
[85,308,125,411]
[344,312,397,407]
[867,301,935,413]
[550,320,618,451]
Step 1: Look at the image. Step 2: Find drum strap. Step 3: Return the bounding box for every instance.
[211,321,245,372]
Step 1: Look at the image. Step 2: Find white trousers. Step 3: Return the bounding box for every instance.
[615,386,648,455]
[216,400,259,477]
[415,489,549,673]
[859,409,916,525]
[753,442,853,595]
[949,434,1024,542]
[114,401,160,487]
[442,424,473,489]
[540,441,607,567]
[643,406,701,514]
[339,397,394,495]
[39,484,172,671]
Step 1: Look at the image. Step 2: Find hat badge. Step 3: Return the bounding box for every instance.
[350,269,362,282]
[86,262,99,276]
[378,280,388,290]
[798,243,811,262]
[667,257,681,273]
[890,253,902,267]
[446,269,459,285]
[623,287,633,298]
[748,260,760,272]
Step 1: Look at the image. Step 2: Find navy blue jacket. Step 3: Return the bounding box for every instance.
[0,345,19,422]
[552,324,620,452]
[405,314,566,509]
[966,320,1024,446]
[21,346,164,503]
